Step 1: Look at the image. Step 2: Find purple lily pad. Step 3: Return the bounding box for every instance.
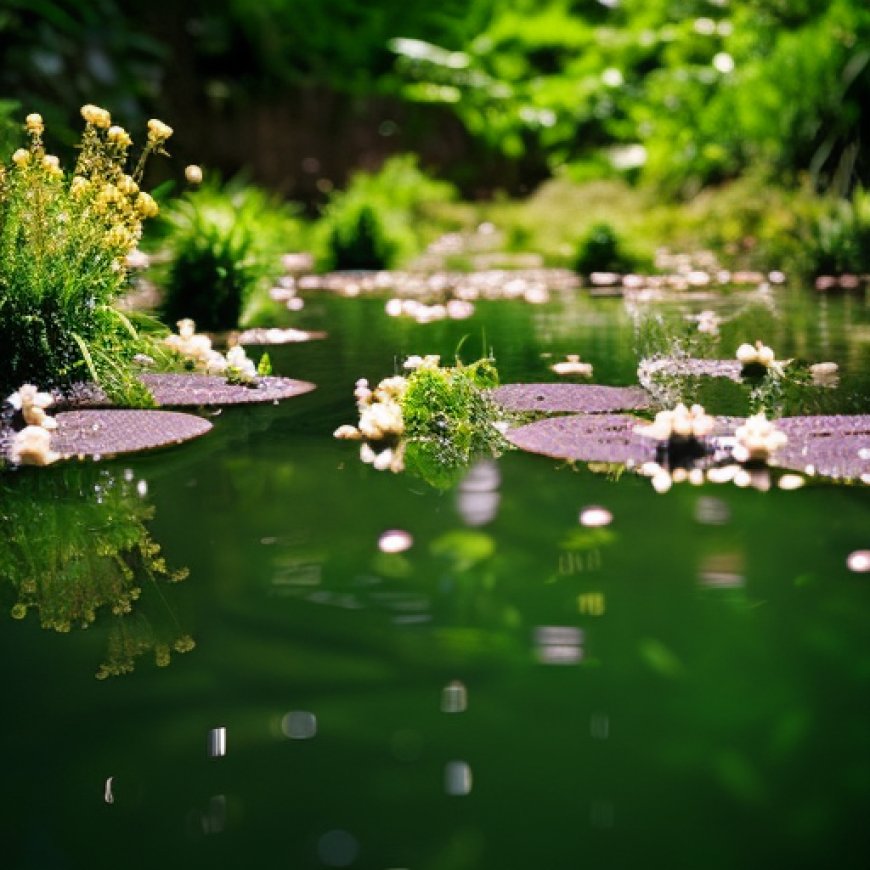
[140,374,316,407]
[770,415,870,480]
[490,384,651,414]
[52,410,212,458]
[641,358,743,382]
[506,414,657,465]
[58,374,316,409]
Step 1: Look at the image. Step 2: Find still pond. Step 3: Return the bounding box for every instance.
[2,285,870,869]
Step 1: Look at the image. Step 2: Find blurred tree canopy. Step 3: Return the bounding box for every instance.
[1,0,867,197]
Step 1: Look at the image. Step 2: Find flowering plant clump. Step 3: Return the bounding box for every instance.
[732,413,788,463]
[736,340,787,378]
[636,402,715,465]
[4,384,61,466]
[163,318,263,384]
[335,354,507,487]
[0,106,173,405]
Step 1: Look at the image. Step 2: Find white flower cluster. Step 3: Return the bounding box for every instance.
[736,340,777,368]
[732,413,788,462]
[6,385,60,466]
[164,319,257,381]
[333,360,431,473]
[551,354,593,377]
[635,403,715,442]
[809,361,839,387]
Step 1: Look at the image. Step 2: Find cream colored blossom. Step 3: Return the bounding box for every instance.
[135,191,159,218]
[732,413,788,462]
[334,424,362,440]
[226,345,257,380]
[7,384,57,430]
[25,113,44,135]
[117,174,139,196]
[403,354,440,371]
[184,164,203,184]
[42,154,62,178]
[736,340,776,368]
[12,148,30,167]
[81,104,111,128]
[146,118,173,143]
[551,354,593,377]
[107,126,132,148]
[635,403,714,442]
[10,426,60,466]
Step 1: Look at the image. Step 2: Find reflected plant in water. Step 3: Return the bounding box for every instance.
[0,464,194,678]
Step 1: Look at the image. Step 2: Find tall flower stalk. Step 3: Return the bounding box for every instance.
[0,106,173,404]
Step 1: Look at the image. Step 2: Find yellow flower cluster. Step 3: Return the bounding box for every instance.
[81,104,112,128]
[3,104,175,267]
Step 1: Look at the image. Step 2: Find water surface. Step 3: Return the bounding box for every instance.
[2,287,870,869]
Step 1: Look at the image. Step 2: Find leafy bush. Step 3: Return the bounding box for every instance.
[573,222,644,275]
[0,106,171,403]
[800,189,870,276]
[325,203,398,270]
[315,154,456,270]
[158,177,303,330]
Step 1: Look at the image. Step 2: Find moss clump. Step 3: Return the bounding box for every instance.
[400,357,507,488]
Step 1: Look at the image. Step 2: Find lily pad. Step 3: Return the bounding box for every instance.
[490,384,651,414]
[59,374,316,409]
[51,410,212,458]
[640,358,744,383]
[770,415,870,480]
[506,414,656,465]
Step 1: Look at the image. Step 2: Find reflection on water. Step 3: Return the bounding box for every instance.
[440,680,468,713]
[444,760,473,796]
[281,710,318,739]
[0,465,193,678]
[208,726,227,757]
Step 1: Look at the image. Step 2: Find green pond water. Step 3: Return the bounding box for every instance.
[2,287,870,870]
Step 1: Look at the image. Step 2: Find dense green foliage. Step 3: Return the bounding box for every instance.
[158,177,303,330]
[0,108,169,403]
[573,222,647,275]
[401,356,505,488]
[10,1,866,196]
[391,0,870,193]
[314,155,456,270]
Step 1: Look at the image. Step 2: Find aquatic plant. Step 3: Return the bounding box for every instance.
[0,107,171,405]
[635,402,715,466]
[731,413,788,463]
[163,318,264,384]
[4,383,61,466]
[335,353,508,487]
[736,340,786,378]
